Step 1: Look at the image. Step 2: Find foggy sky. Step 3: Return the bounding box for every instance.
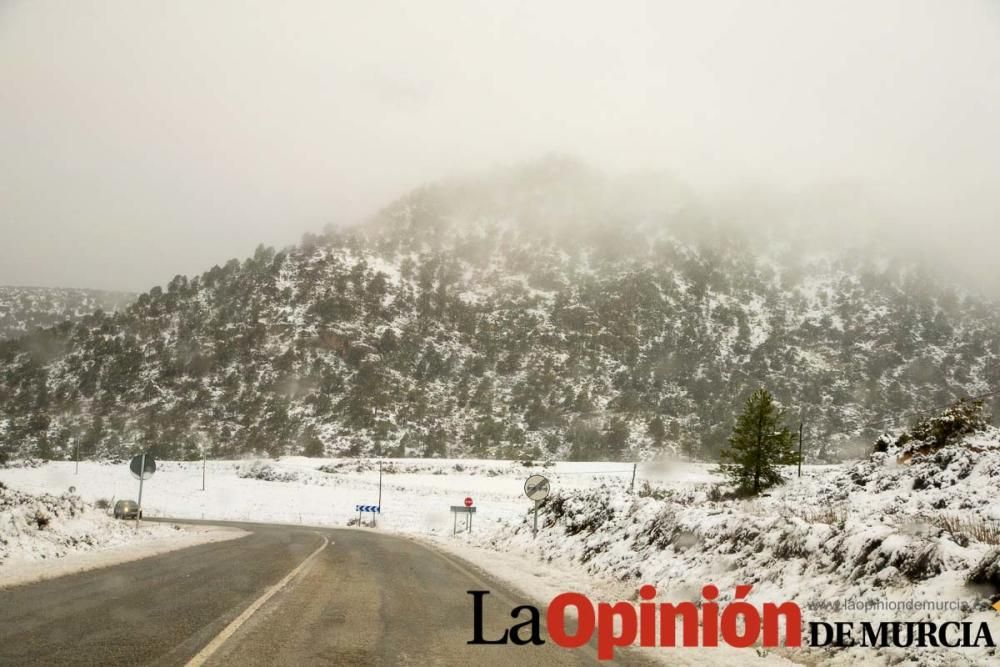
[2,1,999,293]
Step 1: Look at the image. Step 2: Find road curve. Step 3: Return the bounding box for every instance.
[0,521,654,666]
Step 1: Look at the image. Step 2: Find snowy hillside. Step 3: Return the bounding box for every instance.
[1,160,998,463]
[0,286,134,340]
[468,430,1000,665]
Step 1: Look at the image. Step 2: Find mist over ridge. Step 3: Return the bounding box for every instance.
[2,1,999,294]
[1,154,996,464]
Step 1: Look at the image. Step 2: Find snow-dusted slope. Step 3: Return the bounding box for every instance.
[2,162,999,464]
[0,286,134,340]
[467,429,1000,666]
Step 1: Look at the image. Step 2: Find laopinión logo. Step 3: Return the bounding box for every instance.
[468,584,801,660]
[810,621,995,649]
[468,585,996,660]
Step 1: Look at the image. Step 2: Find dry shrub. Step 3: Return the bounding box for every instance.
[798,506,848,528]
[932,514,1000,545]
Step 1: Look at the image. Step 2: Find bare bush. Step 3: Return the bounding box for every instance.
[637,480,671,501]
[798,506,848,528]
[931,514,1000,545]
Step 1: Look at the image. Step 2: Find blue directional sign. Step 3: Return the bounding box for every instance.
[355,504,380,513]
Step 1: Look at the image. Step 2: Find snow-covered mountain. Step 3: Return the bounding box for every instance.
[0,160,997,462]
[0,287,134,341]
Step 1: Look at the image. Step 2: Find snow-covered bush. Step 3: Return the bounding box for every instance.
[1,458,46,470]
[636,480,672,501]
[967,549,1000,593]
[33,508,51,529]
[906,398,990,450]
[542,488,621,536]
[236,460,299,482]
[0,486,90,562]
[878,399,991,459]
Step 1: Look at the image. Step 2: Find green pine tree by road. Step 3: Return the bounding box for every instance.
[720,388,800,494]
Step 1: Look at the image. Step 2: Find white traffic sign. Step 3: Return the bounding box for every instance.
[129,454,156,480]
[525,474,551,538]
[524,474,550,501]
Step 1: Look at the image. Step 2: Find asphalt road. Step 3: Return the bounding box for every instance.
[0,521,655,666]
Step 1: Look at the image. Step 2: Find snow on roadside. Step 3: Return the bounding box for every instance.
[0,481,245,589]
[0,458,636,532]
[3,444,1000,665]
[452,433,1000,667]
[0,457,801,665]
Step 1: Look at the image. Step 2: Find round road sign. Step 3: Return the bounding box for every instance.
[524,474,550,501]
[129,454,156,481]
[464,496,474,507]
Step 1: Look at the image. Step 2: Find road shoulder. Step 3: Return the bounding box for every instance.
[0,523,248,590]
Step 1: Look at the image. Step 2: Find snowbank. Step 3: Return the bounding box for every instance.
[459,432,1000,666]
[0,481,244,588]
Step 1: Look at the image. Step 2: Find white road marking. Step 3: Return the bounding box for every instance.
[185,534,331,667]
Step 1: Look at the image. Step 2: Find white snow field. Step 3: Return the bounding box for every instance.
[3,433,1000,666]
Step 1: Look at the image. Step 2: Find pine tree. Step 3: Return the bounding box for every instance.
[603,417,630,460]
[647,415,666,444]
[720,388,799,494]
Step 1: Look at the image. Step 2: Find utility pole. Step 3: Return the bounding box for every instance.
[200,430,209,491]
[630,463,637,494]
[136,452,146,527]
[798,422,803,478]
[378,459,383,509]
[75,439,80,475]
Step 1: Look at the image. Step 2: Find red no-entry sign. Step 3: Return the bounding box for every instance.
[464,496,474,507]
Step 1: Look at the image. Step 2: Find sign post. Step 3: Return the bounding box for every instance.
[354,504,380,527]
[450,503,477,535]
[138,454,145,514]
[524,474,550,538]
[129,453,156,526]
[798,422,804,478]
